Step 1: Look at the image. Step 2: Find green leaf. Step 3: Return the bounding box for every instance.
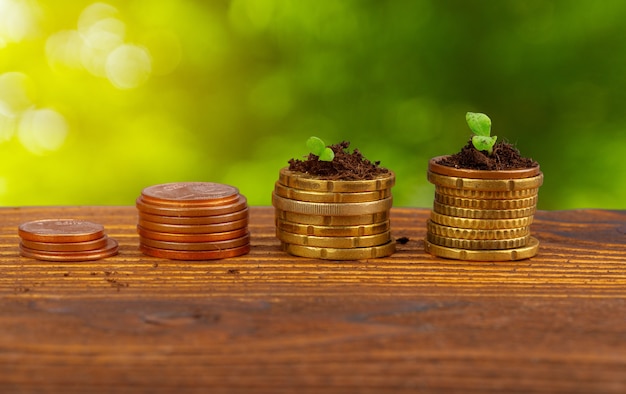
[472,135,497,155]
[466,112,492,137]
[318,147,335,162]
[306,136,326,156]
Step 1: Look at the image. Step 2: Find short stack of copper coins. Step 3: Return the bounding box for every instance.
[272,168,396,260]
[136,182,250,260]
[18,219,118,261]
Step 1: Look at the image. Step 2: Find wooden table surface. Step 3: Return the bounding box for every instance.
[1,206,625,393]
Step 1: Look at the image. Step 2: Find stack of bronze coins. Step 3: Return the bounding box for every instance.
[18,219,118,261]
[425,160,543,261]
[272,168,396,260]
[136,182,250,260]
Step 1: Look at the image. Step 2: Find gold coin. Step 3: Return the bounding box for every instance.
[272,193,393,216]
[276,229,391,248]
[427,220,529,240]
[276,218,390,237]
[433,201,535,219]
[434,193,538,210]
[281,240,396,260]
[427,171,543,191]
[274,182,391,203]
[426,233,530,250]
[425,237,539,261]
[275,209,390,226]
[278,167,395,192]
[429,212,533,229]
[435,186,539,200]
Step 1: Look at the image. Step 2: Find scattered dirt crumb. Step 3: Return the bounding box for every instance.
[396,237,410,244]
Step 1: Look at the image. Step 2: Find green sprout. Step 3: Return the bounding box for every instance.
[306,136,334,161]
[466,112,497,155]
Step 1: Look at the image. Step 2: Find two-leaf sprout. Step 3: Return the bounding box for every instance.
[306,136,334,162]
[466,112,497,155]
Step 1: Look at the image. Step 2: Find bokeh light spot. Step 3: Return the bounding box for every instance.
[105,44,152,89]
[17,108,68,155]
[0,72,36,114]
[77,2,119,33]
[45,30,84,71]
[0,0,41,43]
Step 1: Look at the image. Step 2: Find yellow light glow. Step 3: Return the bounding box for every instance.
[17,108,68,155]
[0,72,35,114]
[105,44,151,89]
[0,0,40,43]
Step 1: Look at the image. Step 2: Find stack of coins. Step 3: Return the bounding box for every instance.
[18,219,118,261]
[272,168,396,260]
[136,182,250,260]
[425,167,544,261]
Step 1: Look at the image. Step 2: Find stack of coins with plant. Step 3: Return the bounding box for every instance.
[136,182,250,260]
[273,137,396,260]
[18,219,118,261]
[425,112,543,261]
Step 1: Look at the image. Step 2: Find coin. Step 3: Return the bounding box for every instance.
[425,237,539,261]
[137,208,249,225]
[426,232,530,250]
[136,195,248,217]
[18,219,105,243]
[427,220,529,240]
[137,217,248,234]
[278,167,395,192]
[137,226,249,243]
[435,186,539,200]
[276,219,390,237]
[429,156,541,179]
[434,193,538,210]
[139,233,250,251]
[19,238,119,262]
[427,171,544,191]
[141,182,239,206]
[20,236,109,252]
[429,212,533,230]
[275,209,390,226]
[433,201,535,219]
[281,240,396,260]
[274,182,391,203]
[139,244,250,260]
[277,229,391,248]
[272,193,393,216]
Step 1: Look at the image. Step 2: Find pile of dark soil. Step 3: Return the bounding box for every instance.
[288,141,389,180]
[438,141,538,171]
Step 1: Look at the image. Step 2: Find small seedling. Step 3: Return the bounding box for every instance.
[306,136,334,161]
[466,112,497,155]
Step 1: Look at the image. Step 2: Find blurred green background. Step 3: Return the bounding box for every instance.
[1,0,625,209]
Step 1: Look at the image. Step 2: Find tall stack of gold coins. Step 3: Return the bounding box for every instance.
[424,158,543,261]
[18,219,118,261]
[136,182,250,260]
[272,168,396,260]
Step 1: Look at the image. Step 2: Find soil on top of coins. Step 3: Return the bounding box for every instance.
[288,141,389,180]
[438,141,538,171]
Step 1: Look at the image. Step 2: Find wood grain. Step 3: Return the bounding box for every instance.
[1,206,625,393]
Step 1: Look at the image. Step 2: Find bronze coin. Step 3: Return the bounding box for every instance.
[136,195,248,217]
[139,243,250,260]
[137,208,249,225]
[137,226,249,243]
[139,233,250,251]
[137,217,248,234]
[18,219,105,243]
[19,238,119,262]
[141,182,239,207]
[20,236,109,252]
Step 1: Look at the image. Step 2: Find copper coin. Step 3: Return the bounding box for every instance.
[139,233,250,251]
[139,243,250,260]
[141,182,239,207]
[136,195,248,217]
[18,219,105,243]
[19,238,119,262]
[137,226,249,243]
[137,217,248,234]
[20,236,109,252]
[137,208,249,225]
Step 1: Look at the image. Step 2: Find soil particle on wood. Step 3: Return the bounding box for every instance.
[438,141,538,171]
[288,141,389,180]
